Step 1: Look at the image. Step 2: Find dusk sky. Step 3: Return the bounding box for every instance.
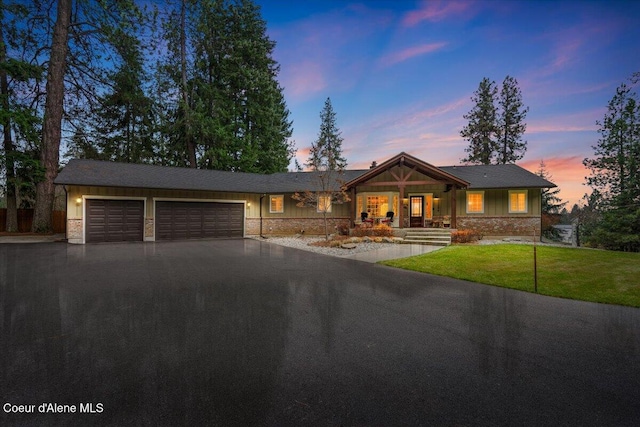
[256,0,640,208]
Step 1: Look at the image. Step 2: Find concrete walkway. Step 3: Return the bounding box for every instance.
[340,243,443,262]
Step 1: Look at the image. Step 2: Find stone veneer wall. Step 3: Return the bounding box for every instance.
[457,216,542,237]
[246,217,350,236]
[67,219,82,241]
[145,218,154,238]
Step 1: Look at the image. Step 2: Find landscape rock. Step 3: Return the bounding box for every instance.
[341,243,357,249]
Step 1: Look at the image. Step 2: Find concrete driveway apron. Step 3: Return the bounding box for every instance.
[1,239,639,426]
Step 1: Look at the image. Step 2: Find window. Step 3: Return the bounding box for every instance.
[270,195,284,213]
[509,190,528,213]
[466,191,484,213]
[366,195,389,217]
[317,194,332,213]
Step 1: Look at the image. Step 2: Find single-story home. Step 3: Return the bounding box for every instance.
[54,152,555,244]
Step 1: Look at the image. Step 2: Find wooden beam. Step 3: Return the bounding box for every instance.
[362,180,440,187]
[398,185,405,228]
[450,186,457,229]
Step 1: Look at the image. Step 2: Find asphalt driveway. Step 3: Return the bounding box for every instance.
[1,239,639,426]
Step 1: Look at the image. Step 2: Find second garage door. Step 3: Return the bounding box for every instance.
[155,201,244,241]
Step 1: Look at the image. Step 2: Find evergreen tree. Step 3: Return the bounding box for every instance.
[496,75,528,164]
[1,0,43,231]
[293,97,349,240]
[537,160,566,214]
[306,98,347,171]
[583,74,640,251]
[584,82,640,205]
[31,0,147,232]
[158,0,294,173]
[460,77,498,165]
[95,25,156,164]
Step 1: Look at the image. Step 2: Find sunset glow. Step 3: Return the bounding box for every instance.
[258,0,640,207]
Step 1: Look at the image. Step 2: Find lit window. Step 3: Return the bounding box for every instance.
[366,196,389,217]
[317,194,332,213]
[509,190,528,213]
[270,195,284,213]
[466,191,484,213]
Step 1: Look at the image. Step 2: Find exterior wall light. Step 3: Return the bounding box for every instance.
[75,197,82,205]
[247,202,251,208]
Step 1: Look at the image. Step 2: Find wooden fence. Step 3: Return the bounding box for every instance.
[0,209,66,233]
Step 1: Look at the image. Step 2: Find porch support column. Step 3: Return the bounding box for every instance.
[350,188,357,227]
[398,185,405,228]
[450,185,457,229]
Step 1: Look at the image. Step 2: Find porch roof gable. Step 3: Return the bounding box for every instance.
[345,152,470,189]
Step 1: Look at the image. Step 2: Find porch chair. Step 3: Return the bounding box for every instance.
[361,212,374,226]
[381,211,394,226]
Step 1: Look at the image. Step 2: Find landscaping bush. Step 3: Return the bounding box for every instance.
[351,223,394,237]
[451,229,483,243]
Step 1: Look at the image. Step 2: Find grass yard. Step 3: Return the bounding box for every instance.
[381,244,640,307]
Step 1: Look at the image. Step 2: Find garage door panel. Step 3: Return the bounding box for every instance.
[87,199,144,243]
[155,201,244,241]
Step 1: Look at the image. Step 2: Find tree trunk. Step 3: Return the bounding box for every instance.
[0,19,18,232]
[32,0,71,232]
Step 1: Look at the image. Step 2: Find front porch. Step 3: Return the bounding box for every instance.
[346,153,469,230]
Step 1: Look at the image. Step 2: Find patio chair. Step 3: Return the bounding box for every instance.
[381,211,394,225]
[361,212,374,226]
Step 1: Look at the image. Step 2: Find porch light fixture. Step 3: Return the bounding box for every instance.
[247,202,251,208]
[75,197,82,205]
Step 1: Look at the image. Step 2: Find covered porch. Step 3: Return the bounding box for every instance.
[345,153,469,229]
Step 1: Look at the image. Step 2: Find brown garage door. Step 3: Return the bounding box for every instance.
[155,201,244,241]
[86,199,144,243]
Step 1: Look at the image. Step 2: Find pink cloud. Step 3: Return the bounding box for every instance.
[379,42,447,67]
[271,4,394,101]
[281,61,327,100]
[527,109,604,134]
[403,0,474,26]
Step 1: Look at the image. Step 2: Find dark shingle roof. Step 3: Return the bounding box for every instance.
[54,158,555,193]
[440,164,555,189]
[54,159,367,193]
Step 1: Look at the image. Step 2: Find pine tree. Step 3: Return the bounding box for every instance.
[460,77,498,165]
[95,25,156,164]
[496,75,528,164]
[159,0,294,173]
[306,98,347,171]
[583,74,640,251]
[294,97,349,240]
[537,160,566,214]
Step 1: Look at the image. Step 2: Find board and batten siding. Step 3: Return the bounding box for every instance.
[455,188,542,216]
[66,186,349,220]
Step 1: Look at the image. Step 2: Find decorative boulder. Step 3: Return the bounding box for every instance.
[341,243,357,249]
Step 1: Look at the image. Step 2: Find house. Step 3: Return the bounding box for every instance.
[54,152,555,244]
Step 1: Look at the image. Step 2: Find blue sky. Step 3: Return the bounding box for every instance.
[256,0,640,207]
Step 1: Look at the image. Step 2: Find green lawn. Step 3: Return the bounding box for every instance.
[381,244,640,307]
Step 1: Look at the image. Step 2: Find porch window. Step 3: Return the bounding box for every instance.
[317,194,332,213]
[509,190,528,213]
[270,195,284,213]
[466,191,484,214]
[366,195,389,217]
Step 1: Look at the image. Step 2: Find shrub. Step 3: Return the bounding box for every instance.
[351,223,394,237]
[452,229,483,244]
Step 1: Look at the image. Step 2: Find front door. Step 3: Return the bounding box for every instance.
[410,196,423,228]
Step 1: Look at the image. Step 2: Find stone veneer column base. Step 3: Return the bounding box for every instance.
[67,218,83,244]
[144,218,154,241]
